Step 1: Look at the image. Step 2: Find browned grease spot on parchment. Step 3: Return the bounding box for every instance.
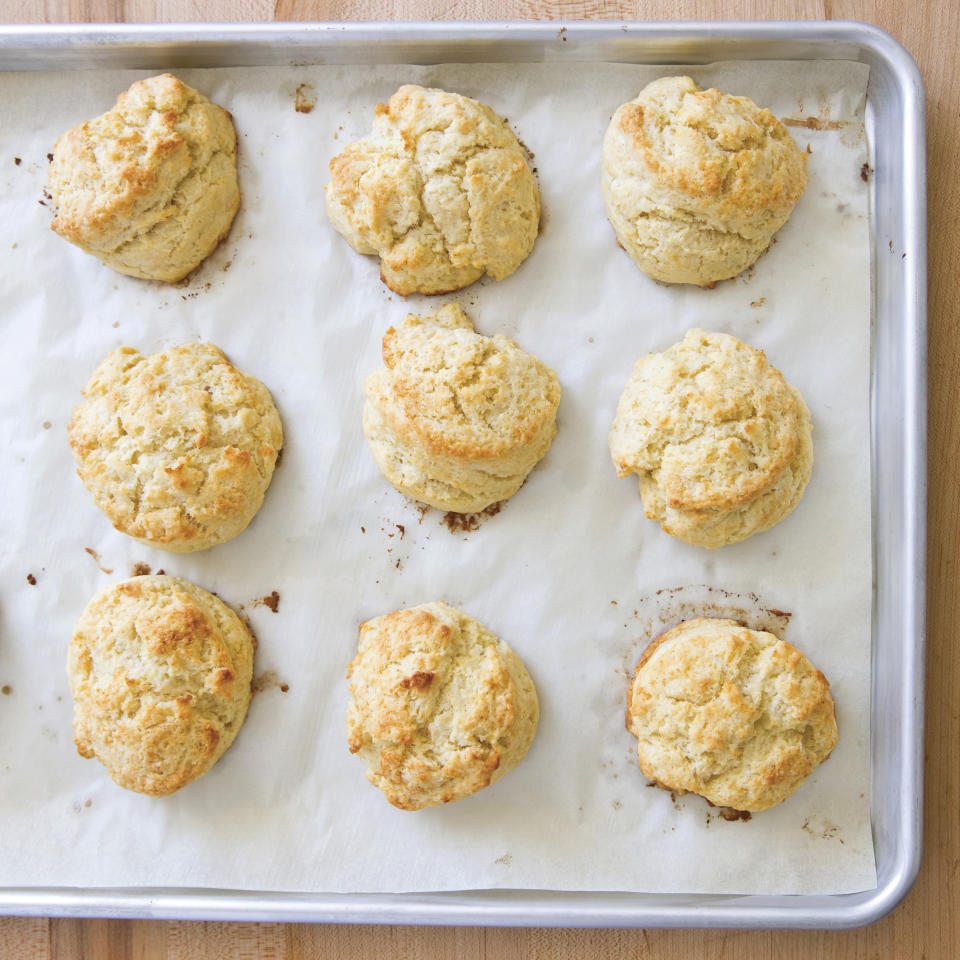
[650,585,790,634]
[442,501,503,534]
[254,591,280,613]
[802,817,845,842]
[84,547,112,574]
[618,586,794,683]
[253,671,290,694]
[781,116,845,131]
[294,82,316,114]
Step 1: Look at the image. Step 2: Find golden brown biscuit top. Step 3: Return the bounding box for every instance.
[627,618,837,812]
[69,341,282,550]
[49,74,237,253]
[609,329,804,511]
[366,303,560,461]
[611,75,807,225]
[371,83,522,162]
[68,575,254,796]
[348,604,515,751]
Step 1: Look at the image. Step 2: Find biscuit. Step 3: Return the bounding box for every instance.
[68,575,254,796]
[347,601,538,810]
[48,73,240,282]
[326,84,540,295]
[609,329,812,548]
[69,342,283,553]
[626,618,838,812]
[363,303,560,513]
[602,76,807,286]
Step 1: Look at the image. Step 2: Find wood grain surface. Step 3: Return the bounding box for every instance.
[0,0,955,957]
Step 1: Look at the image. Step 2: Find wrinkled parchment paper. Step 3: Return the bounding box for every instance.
[0,59,876,895]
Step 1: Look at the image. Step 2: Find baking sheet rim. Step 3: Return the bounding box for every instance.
[0,19,926,929]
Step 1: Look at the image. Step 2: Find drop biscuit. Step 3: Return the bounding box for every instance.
[48,73,240,282]
[363,303,560,513]
[326,84,540,295]
[69,341,283,553]
[602,76,807,286]
[626,617,838,812]
[347,601,539,810]
[68,575,254,796]
[609,329,812,548]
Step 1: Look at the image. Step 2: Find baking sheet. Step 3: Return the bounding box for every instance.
[0,58,875,896]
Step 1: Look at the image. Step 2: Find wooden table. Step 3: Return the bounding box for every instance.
[0,1,955,957]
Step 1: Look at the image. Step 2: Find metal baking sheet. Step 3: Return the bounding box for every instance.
[0,20,925,928]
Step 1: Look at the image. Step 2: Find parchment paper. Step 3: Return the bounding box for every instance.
[0,59,875,895]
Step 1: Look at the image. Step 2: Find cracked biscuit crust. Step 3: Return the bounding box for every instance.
[326,84,541,295]
[346,601,539,810]
[48,73,240,282]
[68,575,254,796]
[69,342,283,553]
[363,303,560,512]
[602,76,807,286]
[627,618,838,812]
[609,329,812,548]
